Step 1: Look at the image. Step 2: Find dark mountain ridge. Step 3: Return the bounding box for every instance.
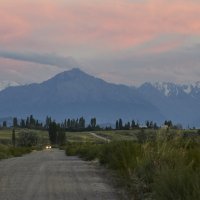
[0,68,164,124]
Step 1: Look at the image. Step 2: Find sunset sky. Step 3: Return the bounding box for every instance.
[0,0,200,85]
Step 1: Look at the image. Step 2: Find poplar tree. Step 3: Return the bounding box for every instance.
[12,129,16,147]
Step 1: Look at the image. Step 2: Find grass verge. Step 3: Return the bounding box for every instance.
[0,144,34,160]
[65,134,200,200]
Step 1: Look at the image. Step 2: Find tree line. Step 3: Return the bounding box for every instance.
[1,115,179,131]
[0,115,100,131]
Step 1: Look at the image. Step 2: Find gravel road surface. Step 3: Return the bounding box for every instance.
[0,149,119,200]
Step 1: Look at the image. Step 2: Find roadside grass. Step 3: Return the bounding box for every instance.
[95,128,200,142]
[65,130,200,200]
[65,142,103,160]
[0,144,33,160]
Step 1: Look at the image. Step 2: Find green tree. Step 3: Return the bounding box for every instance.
[3,121,7,128]
[90,118,96,128]
[164,120,173,128]
[64,119,67,128]
[118,118,123,130]
[154,122,158,129]
[124,122,130,130]
[12,129,16,147]
[131,120,136,129]
[49,122,58,144]
[79,117,85,129]
[26,117,30,127]
[48,122,66,145]
[29,115,36,128]
[67,119,71,129]
[116,120,119,130]
[18,131,38,147]
[20,119,26,128]
[149,121,154,128]
[13,117,18,127]
[57,129,66,146]
[146,120,150,128]
[45,116,52,128]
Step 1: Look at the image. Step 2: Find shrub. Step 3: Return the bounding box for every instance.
[65,134,200,199]
[99,141,142,177]
[0,144,32,160]
[153,166,200,200]
[17,131,38,147]
[65,142,82,156]
[65,142,101,161]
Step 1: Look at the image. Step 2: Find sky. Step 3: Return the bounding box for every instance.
[0,0,200,86]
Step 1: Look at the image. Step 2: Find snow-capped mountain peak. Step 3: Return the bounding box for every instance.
[182,85,193,94]
[140,81,200,98]
[194,81,200,89]
[151,82,180,96]
[0,81,20,91]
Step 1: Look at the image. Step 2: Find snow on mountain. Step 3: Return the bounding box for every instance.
[138,81,200,126]
[182,85,192,94]
[0,81,20,91]
[152,82,171,96]
[150,82,182,96]
[145,82,200,97]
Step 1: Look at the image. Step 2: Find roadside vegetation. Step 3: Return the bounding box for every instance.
[65,129,200,200]
[1,115,200,199]
[0,128,49,160]
[0,144,32,160]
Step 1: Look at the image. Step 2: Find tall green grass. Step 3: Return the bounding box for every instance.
[0,144,33,160]
[65,133,200,199]
[65,142,102,161]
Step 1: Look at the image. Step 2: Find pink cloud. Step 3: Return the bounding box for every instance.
[0,11,30,44]
[147,40,185,54]
[0,0,200,53]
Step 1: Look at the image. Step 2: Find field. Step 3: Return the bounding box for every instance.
[65,129,200,200]
[0,128,49,159]
[0,128,49,142]
[0,129,12,140]
[65,131,104,143]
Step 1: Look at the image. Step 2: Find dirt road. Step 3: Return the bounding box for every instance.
[89,132,111,142]
[0,149,118,200]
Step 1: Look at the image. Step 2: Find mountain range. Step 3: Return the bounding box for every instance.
[138,82,200,127]
[0,68,199,127]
